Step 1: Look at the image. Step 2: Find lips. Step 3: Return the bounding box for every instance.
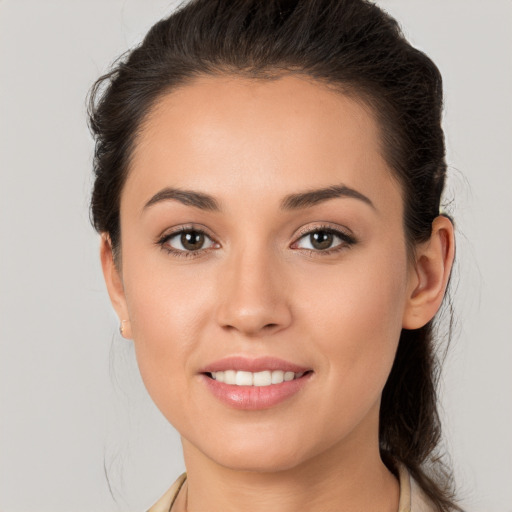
[200,356,310,374]
[199,356,313,410]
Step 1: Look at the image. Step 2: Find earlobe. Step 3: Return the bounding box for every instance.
[100,234,132,338]
[402,216,455,330]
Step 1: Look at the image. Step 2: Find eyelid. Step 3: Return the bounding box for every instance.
[156,223,216,242]
[293,222,355,241]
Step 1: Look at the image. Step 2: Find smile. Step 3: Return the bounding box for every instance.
[209,370,306,386]
[200,357,313,410]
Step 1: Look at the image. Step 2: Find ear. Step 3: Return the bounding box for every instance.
[402,216,455,330]
[100,234,132,339]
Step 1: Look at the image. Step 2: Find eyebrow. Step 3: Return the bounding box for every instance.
[142,183,375,213]
[281,184,375,211]
[143,187,221,212]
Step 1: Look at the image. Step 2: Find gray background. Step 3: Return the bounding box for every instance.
[0,1,511,511]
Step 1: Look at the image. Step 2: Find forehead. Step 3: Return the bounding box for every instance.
[125,74,401,214]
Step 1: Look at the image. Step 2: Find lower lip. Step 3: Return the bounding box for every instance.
[201,373,312,410]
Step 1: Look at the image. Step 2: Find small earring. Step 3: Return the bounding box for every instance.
[119,319,129,338]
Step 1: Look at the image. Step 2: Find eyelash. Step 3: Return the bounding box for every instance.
[156,224,356,258]
[156,225,218,259]
[292,224,357,255]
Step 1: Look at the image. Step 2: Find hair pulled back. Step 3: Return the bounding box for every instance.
[89,1,459,509]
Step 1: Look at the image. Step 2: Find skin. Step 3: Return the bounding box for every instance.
[101,75,454,512]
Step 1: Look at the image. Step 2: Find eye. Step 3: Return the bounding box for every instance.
[160,228,218,254]
[293,227,355,252]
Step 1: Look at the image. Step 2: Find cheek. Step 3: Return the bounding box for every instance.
[120,253,216,416]
[295,245,409,407]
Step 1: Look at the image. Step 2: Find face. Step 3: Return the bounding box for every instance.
[106,75,420,472]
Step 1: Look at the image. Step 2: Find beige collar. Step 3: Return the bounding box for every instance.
[147,473,186,512]
[397,463,437,512]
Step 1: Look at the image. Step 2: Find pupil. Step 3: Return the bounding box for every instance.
[311,231,333,250]
[181,231,205,250]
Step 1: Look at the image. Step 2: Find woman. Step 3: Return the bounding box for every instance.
[89,0,460,510]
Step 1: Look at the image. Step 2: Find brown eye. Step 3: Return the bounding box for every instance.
[162,229,217,253]
[180,231,205,250]
[309,231,334,250]
[294,228,355,253]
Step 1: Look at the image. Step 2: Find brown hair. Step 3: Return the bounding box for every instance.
[89,1,459,509]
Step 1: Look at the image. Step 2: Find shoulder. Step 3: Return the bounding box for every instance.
[146,473,187,512]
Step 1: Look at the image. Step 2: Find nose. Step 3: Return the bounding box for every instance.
[215,245,292,337]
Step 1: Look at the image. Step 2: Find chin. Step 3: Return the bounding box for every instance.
[198,429,312,473]
[215,447,307,473]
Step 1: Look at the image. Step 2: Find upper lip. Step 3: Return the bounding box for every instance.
[199,356,311,374]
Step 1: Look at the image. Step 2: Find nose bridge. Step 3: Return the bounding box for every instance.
[216,237,291,336]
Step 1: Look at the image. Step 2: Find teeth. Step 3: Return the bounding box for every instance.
[253,371,272,387]
[210,370,306,386]
[271,370,284,384]
[235,371,253,386]
[284,371,295,382]
[224,370,236,384]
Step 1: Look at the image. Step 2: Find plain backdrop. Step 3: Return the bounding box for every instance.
[0,1,511,511]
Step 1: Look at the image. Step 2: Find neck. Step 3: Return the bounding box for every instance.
[177,413,399,512]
